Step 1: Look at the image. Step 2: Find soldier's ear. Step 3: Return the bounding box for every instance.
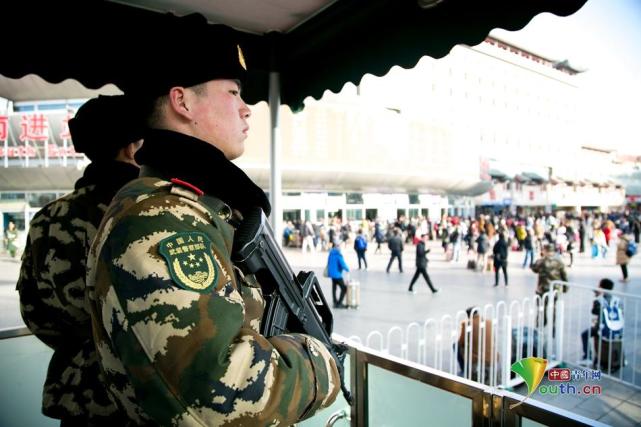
[167,87,193,121]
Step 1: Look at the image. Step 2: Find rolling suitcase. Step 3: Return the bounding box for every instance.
[346,280,360,309]
[596,338,623,371]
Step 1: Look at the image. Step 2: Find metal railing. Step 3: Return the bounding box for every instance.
[551,280,641,390]
[348,279,641,397]
[348,289,564,388]
[1,327,608,426]
[345,335,606,426]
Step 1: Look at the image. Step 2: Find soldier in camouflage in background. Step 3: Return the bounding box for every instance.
[17,95,144,425]
[531,242,569,330]
[86,20,340,426]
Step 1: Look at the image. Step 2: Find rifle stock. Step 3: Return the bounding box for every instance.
[232,207,352,405]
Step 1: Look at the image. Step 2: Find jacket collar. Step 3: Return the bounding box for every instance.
[135,129,271,217]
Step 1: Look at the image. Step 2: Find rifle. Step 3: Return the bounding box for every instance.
[232,207,352,405]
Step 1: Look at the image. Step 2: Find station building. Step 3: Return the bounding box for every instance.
[0,35,632,243]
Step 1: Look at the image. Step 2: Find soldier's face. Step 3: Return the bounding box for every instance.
[189,80,251,160]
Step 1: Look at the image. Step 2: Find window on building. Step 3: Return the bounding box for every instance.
[346,209,363,221]
[28,192,58,207]
[13,105,35,112]
[0,193,26,200]
[409,194,420,205]
[37,103,67,111]
[283,209,301,222]
[346,193,363,204]
[365,208,378,221]
[316,209,325,222]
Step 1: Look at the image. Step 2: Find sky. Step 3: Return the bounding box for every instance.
[490,0,641,155]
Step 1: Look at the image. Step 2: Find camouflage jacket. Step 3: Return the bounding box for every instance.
[86,177,340,426]
[17,161,139,422]
[531,255,568,295]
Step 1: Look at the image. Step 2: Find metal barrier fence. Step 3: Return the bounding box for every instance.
[346,286,590,388]
[551,280,641,389]
[348,281,641,391]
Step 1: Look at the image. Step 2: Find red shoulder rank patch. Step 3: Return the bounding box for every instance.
[170,178,204,196]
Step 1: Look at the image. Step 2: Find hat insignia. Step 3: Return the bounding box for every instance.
[237,45,247,70]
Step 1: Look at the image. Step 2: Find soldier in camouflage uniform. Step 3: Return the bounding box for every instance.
[86,22,340,426]
[17,95,144,425]
[531,242,568,329]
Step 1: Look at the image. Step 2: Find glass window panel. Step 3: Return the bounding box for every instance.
[346,209,363,220]
[368,365,473,426]
[0,335,57,426]
[522,418,547,427]
[346,193,363,204]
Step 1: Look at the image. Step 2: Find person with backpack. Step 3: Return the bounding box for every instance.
[354,229,368,270]
[579,278,624,366]
[616,232,636,283]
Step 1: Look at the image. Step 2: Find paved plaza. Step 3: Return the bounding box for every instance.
[1,240,640,425]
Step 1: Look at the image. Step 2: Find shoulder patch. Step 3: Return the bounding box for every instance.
[158,232,218,293]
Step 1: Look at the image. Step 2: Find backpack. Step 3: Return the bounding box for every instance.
[600,296,624,340]
[355,236,367,251]
[626,241,637,257]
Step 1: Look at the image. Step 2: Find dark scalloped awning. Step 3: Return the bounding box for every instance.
[2,0,587,111]
[522,172,547,183]
[489,169,508,180]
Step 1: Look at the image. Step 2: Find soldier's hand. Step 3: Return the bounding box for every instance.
[329,342,353,405]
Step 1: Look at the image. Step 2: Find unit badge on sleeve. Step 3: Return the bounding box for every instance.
[159,232,218,293]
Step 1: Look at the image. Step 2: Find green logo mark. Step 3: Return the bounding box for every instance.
[510,357,547,409]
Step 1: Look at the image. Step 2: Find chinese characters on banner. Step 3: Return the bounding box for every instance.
[0,116,8,141]
[19,114,49,141]
[0,113,80,159]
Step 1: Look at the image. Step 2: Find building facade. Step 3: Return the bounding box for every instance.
[0,36,632,240]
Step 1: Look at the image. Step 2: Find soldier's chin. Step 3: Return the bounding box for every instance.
[227,143,245,161]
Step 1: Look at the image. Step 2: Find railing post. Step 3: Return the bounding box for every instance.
[351,346,368,427]
[555,295,564,362]
[502,314,512,387]
[546,291,555,360]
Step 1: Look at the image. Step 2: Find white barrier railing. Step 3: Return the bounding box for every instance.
[347,289,565,388]
[346,282,641,390]
[551,280,641,389]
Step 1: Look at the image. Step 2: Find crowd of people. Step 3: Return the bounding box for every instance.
[316,209,640,307]
[302,209,639,276]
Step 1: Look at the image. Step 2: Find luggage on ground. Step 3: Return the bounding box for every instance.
[595,337,623,371]
[346,280,360,309]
